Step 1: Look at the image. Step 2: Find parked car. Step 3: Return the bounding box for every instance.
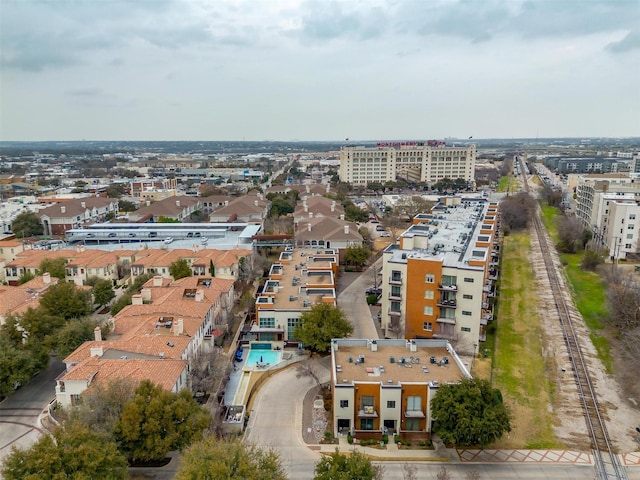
[235,347,244,362]
[366,287,382,296]
[379,232,391,237]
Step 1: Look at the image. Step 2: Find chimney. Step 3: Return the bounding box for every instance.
[254,200,259,206]
[303,200,307,208]
[80,245,85,252]
[81,201,86,208]
[176,200,181,207]
[174,318,184,336]
[331,200,336,212]
[410,339,417,352]
[132,294,143,305]
[306,185,310,193]
[60,206,66,214]
[308,211,313,219]
[141,287,151,302]
[326,183,330,193]
[90,346,104,357]
[42,272,51,285]
[153,275,163,286]
[340,214,345,221]
[304,205,308,212]
[307,223,311,232]
[195,289,204,302]
[344,225,349,235]
[94,326,102,342]
[146,200,151,206]
[371,340,378,352]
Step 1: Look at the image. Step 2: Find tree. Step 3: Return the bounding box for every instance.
[343,245,370,268]
[170,259,192,280]
[499,192,536,232]
[344,204,369,223]
[10,211,43,238]
[93,278,116,306]
[158,216,181,223]
[293,303,353,353]
[110,293,132,315]
[0,327,42,396]
[39,282,92,319]
[393,196,434,220]
[313,449,383,480]
[436,466,452,480]
[431,378,511,447]
[581,250,603,271]
[402,463,417,480]
[17,270,35,285]
[557,215,586,253]
[39,257,67,279]
[114,380,211,461]
[1,422,128,480]
[53,318,101,358]
[118,199,138,212]
[176,436,287,480]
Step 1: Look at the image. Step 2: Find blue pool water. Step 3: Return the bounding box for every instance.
[245,349,281,367]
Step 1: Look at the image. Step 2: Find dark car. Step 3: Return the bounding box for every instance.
[366,287,382,296]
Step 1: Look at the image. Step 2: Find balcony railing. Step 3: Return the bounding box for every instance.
[436,317,456,325]
[388,309,402,316]
[389,277,403,285]
[438,284,457,291]
[437,299,457,308]
[405,409,425,418]
[358,406,378,417]
[388,294,402,301]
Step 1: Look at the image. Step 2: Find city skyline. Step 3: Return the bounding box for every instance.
[1,0,639,142]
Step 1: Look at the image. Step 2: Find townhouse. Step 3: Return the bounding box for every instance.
[55,273,234,407]
[127,195,201,222]
[292,196,345,224]
[331,338,470,441]
[294,217,364,252]
[208,193,271,223]
[252,247,339,344]
[0,273,58,325]
[37,197,119,236]
[380,197,499,349]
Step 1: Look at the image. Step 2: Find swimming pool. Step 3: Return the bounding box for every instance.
[245,349,281,367]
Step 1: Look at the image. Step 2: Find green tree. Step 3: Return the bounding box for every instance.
[39,282,92,320]
[16,307,64,343]
[343,245,370,267]
[1,422,128,480]
[53,318,101,358]
[170,259,192,280]
[110,293,132,315]
[127,273,154,294]
[313,449,383,480]
[176,437,287,480]
[158,216,181,223]
[293,303,353,353]
[114,380,211,461]
[431,377,511,447]
[39,257,67,279]
[118,199,138,212]
[11,211,43,238]
[344,204,369,223]
[0,325,42,396]
[93,278,116,306]
[17,270,35,285]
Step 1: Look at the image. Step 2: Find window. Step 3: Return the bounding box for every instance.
[259,317,275,328]
[391,286,401,297]
[407,396,421,410]
[390,301,401,312]
[423,306,433,315]
[360,418,374,430]
[287,317,301,329]
[340,400,349,408]
[405,418,420,430]
[425,274,435,283]
[423,322,433,331]
[387,400,396,408]
[626,244,632,248]
[391,270,402,282]
[462,310,472,316]
[463,294,473,299]
[628,225,635,230]
[464,277,474,283]
[630,214,636,220]
[360,395,374,409]
[424,290,434,299]
[461,327,471,332]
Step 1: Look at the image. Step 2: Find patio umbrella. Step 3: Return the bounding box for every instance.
[260,355,263,363]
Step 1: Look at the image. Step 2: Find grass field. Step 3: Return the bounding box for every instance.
[485,231,562,449]
[539,203,612,372]
[496,175,519,193]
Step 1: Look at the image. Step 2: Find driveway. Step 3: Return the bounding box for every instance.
[244,359,330,479]
[0,357,64,466]
[337,259,381,339]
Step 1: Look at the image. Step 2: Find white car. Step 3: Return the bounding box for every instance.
[379,232,391,237]
[164,237,174,244]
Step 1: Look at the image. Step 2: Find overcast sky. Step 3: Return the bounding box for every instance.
[1,0,639,141]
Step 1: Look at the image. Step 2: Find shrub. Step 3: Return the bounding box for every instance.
[324,431,333,441]
[347,433,353,444]
[394,434,400,444]
[382,434,389,444]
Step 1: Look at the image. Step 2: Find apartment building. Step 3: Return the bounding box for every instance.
[252,247,339,345]
[574,173,638,229]
[380,197,499,349]
[331,338,470,441]
[38,197,119,236]
[339,141,476,186]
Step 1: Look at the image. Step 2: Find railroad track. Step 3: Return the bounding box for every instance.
[519,161,627,480]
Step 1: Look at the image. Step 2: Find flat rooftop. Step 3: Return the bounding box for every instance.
[333,340,469,386]
[390,198,494,268]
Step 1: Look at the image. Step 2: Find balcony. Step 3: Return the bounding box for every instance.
[405,409,425,418]
[358,406,378,418]
[389,277,403,286]
[437,317,456,325]
[388,309,402,317]
[437,299,457,308]
[438,284,457,291]
[388,293,402,301]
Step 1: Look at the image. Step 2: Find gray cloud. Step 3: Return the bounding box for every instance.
[606,30,640,53]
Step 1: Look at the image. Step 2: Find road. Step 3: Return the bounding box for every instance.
[0,357,65,467]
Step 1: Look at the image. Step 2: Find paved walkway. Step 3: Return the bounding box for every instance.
[458,449,592,464]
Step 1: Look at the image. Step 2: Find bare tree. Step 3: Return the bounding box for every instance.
[295,361,323,388]
[394,196,434,220]
[500,192,536,231]
[402,462,417,480]
[465,470,481,480]
[382,215,408,240]
[605,272,640,331]
[557,215,585,253]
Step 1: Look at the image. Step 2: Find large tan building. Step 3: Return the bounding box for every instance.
[339,141,476,186]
